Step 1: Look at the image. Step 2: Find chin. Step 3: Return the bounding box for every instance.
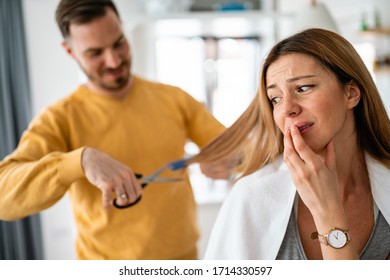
[305,140,325,155]
[103,76,130,90]
[312,145,329,158]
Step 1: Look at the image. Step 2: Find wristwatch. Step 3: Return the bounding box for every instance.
[312,227,351,249]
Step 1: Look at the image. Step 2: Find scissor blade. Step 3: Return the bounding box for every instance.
[141,156,192,184]
[150,177,183,183]
[142,165,169,182]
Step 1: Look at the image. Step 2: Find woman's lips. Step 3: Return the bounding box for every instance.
[284,122,314,135]
[296,123,314,134]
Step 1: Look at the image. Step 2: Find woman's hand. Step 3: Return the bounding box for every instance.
[284,125,359,259]
[283,125,343,223]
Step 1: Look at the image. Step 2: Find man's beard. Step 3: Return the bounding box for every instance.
[98,74,130,91]
[81,61,131,91]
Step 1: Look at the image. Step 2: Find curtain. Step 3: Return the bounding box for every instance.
[0,0,44,259]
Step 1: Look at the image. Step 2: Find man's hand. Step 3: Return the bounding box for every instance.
[81,147,143,210]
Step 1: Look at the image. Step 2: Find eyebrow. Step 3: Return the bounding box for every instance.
[266,75,317,91]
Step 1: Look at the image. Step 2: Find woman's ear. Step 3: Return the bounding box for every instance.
[345,82,361,109]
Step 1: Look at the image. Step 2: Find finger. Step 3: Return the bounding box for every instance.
[283,155,302,185]
[116,191,128,201]
[122,176,137,204]
[283,126,293,152]
[114,183,129,207]
[283,128,313,182]
[283,127,301,167]
[128,170,143,199]
[123,171,143,203]
[289,125,316,162]
[131,173,143,198]
[283,132,301,174]
[99,183,113,211]
[283,154,294,171]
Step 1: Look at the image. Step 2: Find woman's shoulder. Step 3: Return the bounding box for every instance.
[237,157,288,185]
[229,157,291,198]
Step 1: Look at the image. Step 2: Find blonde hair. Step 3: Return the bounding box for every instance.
[191,28,390,176]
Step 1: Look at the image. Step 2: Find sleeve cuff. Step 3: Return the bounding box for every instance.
[57,147,86,186]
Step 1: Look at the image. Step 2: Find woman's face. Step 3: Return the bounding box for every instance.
[265,53,360,154]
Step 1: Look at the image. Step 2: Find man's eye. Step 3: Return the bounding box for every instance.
[114,41,123,49]
[88,51,102,58]
[114,38,126,49]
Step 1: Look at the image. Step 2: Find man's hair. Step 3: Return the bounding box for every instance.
[55,0,120,38]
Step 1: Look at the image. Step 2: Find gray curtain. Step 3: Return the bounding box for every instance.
[0,0,44,259]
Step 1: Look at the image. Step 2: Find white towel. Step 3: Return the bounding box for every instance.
[204,155,390,260]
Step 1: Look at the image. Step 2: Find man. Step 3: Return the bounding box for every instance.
[0,0,227,259]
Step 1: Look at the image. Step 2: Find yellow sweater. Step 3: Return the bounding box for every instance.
[0,76,224,259]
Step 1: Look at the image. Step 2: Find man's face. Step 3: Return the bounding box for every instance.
[63,9,131,92]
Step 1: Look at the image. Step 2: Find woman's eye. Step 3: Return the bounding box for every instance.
[271,96,282,105]
[297,85,312,92]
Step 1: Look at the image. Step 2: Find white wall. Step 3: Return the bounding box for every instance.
[22,0,390,259]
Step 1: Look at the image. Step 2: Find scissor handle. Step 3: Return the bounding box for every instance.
[113,176,147,209]
[113,195,143,209]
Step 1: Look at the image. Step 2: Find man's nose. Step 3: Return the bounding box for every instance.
[104,50,121,68]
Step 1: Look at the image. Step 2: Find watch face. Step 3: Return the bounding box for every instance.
[328,229,348,249]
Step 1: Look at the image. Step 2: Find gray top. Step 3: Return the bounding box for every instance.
[276,199,390,260]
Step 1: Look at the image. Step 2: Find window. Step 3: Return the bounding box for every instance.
[153,18,262,203]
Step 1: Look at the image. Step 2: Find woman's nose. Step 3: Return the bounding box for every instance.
[282,94,301,117]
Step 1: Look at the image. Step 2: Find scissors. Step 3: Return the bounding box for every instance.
[113,157,191,209]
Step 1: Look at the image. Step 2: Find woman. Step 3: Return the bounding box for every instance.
[190,28,390,260]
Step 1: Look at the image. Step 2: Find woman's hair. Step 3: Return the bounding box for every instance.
[55,0,119,39]
[191,28,390,176]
